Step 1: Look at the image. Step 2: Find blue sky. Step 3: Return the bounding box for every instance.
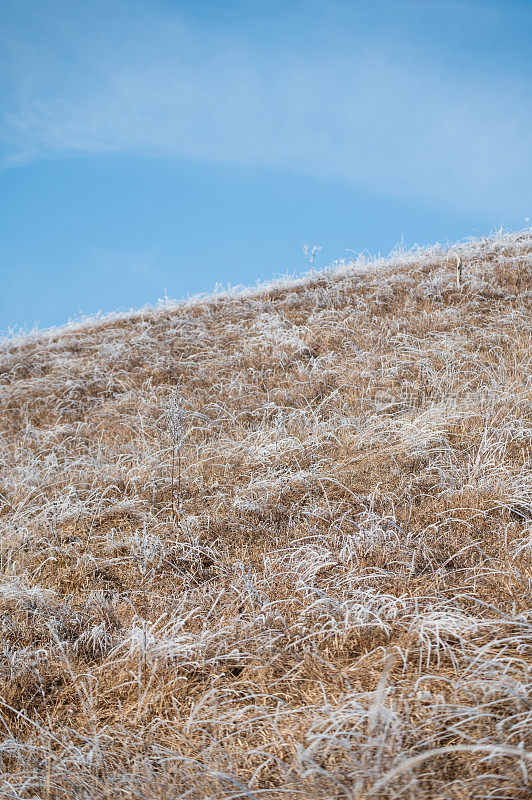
[0,0,530,331]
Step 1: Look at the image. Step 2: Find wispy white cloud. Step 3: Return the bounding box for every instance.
[1,0,530,214]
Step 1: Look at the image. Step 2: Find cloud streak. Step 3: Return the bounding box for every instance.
[1,0,530,215]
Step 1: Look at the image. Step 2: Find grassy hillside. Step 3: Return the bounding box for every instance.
[0,230,531,799]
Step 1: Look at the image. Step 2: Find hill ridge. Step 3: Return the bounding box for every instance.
[2,226,530,349]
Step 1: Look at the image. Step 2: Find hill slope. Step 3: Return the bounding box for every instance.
[0,230,531,799]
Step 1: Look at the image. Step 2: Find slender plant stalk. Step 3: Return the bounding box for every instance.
[170,438,177,525]
[166,389,185,530]
[456,254,463,288]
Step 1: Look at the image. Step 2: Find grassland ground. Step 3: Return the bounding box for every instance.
[0,229,531,798]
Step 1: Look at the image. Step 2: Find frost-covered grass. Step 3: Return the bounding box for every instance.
[0,228,531,798]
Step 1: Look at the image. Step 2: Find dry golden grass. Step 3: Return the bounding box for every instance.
[0,229,531,798]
